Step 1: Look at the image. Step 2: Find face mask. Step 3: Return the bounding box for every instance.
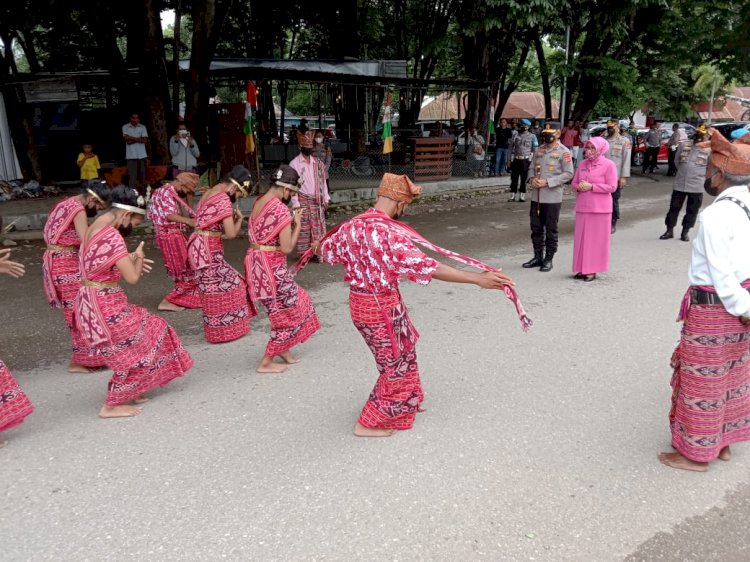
[117,224,133,238]
[518,127,527,133]
[606,127,615,135]
[315,137,323,144]
[282,194,292,205]
[228,193,237,204]
[85,205,99,218]
[542,134,555,144]
[301,147,313,156]
[177,190,188,200]
[584,147,598,160]
[704,178,720,197]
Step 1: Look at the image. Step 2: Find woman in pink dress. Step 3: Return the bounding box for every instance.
[245,165,320,373]
[188,165,255,343]
[148,172,201,311]
[0,249,33,447]
[42,180,110,372]
[75,186,193,418]
[571,136,618,282]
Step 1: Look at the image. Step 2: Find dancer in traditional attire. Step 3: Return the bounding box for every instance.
[659,130,750,471]
[148,172,201,311]
[74,186,193,418]
[187,165,254,343]
[42,180,110,373]
[571,137,618,282]
[245,165,320,373]
[306,173,529,437]
[0,249,33,447]
[290,131,330,254]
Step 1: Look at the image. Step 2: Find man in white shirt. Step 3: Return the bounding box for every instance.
[659,129,750,472]
[122,113,149,194]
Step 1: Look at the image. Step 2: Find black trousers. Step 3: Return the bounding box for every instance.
[665,190,703,229]
[667,148,677,175]
[612,187,621,224]
[509,159,530,193]
[127,158,148,193]
[643,147,659,172]
[530,201,562,254]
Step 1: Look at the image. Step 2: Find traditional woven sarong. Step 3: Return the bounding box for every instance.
[0,359,33,433]
[670,282,750,462]
[150,185,200,308]
[245,198,320,356]
[295,192,326,254]
[74,226,193,405]
[187,192,253,343]
[350,288,423,430]
[42,197,103,367]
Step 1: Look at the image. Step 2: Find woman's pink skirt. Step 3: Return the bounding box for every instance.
[572,212,612,274]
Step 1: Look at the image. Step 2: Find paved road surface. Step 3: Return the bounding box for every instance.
[2,173,749,561]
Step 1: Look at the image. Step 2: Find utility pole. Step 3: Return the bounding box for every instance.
[559,25,570,126]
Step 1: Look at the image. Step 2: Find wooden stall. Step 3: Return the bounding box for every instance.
[411,137,454,182]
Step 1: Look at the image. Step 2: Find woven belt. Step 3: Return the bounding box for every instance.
[46,244,78,252]
[81,280,119,289]
[195,229,222,237]
[249,243,280,251]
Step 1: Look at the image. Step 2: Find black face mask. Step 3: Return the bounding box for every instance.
[85,206,99,218]
[228,193,237,204]
[301,147,313,156]
[606,127,615,135]
[518,127,527,133]
[542,134,555,144]
[704,178,720,197]
[118,224,133,238]
[282,195,292,205]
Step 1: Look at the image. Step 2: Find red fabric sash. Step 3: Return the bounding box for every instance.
[43,198,83,308]
[293,212,533,332]
[678,279,750,321]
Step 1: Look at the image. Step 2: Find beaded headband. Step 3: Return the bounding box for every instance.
[111,202,146,215]
[229,177,250,196]
[86,188,106,206]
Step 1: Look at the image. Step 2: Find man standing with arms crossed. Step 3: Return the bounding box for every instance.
[522,126,575,272]
[122,113,149,194]
[604,119,632,234]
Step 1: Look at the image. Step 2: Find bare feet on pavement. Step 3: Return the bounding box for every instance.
[719,445,732,461]
[279,351,300,364]
[657,451,709,472]
[67,361,97,374]
[353,422,396,437]
[157,299,185,312]
[99,404,143,418]
[256,357,288,373]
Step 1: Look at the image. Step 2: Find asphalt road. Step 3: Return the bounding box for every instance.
[2,171,749,561]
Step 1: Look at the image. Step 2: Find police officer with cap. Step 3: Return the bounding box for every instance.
[659,125,711,241]
[604,119,632,233]
[522,126,575,271]
[507,118,539,202]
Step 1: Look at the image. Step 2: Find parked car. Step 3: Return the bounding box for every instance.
[658,122,696,139]
[632,128,671,167]
[711,121,750,140]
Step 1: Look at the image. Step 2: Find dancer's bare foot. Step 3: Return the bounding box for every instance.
[99,404,143,418]
[657,451,709,472]
[0,440,7,449]
[353,422,396,437]
[157,299,185,312]
[279,351,300,364]
[719,446,732,461]
[417,405,427,413]
[256,357,288,373]
[67,361,96,374]
[132,395,150,404]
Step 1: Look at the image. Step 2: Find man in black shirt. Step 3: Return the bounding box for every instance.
[494,118,513,176]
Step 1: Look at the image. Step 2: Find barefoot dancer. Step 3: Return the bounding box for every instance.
[187,165,255,343]
[42,180,110,373]
[148,172,201,311]
[659,131,750,472]
[308,174,528,437]
[245,165,320,373]
[74,186,193,418]
[0,249,33,447]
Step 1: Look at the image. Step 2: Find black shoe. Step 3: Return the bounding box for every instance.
[659,229,674,240]
[680,229,690,242]
[540,255,554,272]
[583,273,597,282]
[611,223,617,234]
[522,253,543,268]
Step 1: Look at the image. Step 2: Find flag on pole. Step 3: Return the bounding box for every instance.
[244,81,257,154]
[382,91,393,154]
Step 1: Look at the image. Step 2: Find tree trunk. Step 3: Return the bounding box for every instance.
[173,1,182,120]
[534,36,553,120]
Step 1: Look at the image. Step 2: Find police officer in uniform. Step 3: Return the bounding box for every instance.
[659,126,710,241]
[508,118,539,202]
[522,126,575,271]
[604,120,632,233]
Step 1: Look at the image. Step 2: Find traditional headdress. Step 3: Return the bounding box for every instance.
[229,177,250,197]
[297,131,315,148]
[86,185,107,206]
[707,128,750,176]
[112,189,147,215]
[377,173,422,204]
[271,165,301,192]
[173,172,200,193]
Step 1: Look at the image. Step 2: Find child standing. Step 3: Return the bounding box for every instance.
[77,144,101,184]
